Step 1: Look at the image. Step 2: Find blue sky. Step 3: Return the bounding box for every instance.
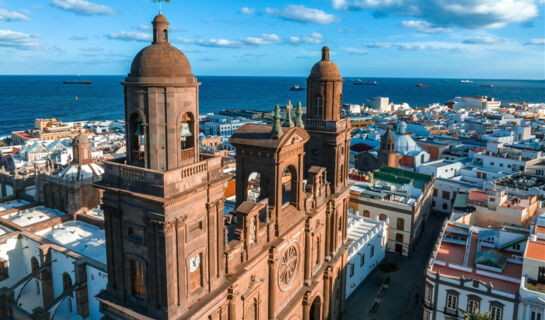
[0,0,544,79]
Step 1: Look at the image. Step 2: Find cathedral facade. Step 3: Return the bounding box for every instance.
[96,14,350,320]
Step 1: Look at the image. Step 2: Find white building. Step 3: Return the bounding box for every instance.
[0,202,107,319]
[453,96,501,111]
[417,159,463,179]
[424,222,527,320]
[345,214,388,298]
[519,216,545,320]
[369,97,390,112]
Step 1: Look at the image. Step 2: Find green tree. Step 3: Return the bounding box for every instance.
[378,259,398,282]
[459,304,492,320]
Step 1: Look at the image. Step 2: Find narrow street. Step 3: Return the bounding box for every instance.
[343,213,446,320]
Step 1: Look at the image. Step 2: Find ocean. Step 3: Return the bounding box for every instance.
[0,75,544,137]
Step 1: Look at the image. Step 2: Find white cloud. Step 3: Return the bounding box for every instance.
[51,0,116,16]
[174,34,281,48]
[289,33,324,45]
[137,24,152,31]
[364,41,468,51]
[344,47,368,55]
[0,9,29,21]
[0,29,39,49]
[240,7,255,15]
[332,0,542,29]
[462,36,503,44]
[266,5,339,24]
[106,31,151,42]
[363,42,392,48]
[524,38,545,45]
[400,20,453,33]
[242,34,281,45]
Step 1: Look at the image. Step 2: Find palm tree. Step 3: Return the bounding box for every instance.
[458,304,492,320]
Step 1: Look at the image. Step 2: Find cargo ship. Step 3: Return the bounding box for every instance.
[63,79,92,85]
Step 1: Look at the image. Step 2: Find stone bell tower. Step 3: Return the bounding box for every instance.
[304,47,351,261]
[96,13,227,320]
[124,13,199,171]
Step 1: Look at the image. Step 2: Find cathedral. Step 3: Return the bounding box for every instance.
[96,13,351,320]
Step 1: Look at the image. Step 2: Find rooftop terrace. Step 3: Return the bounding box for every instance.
[3,206,64,227]
[430,222,524,293]
[36,221,106,264]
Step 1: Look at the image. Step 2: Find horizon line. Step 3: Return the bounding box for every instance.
[0,75,543,81]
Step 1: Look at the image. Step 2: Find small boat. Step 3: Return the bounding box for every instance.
[354,80,377,86]
[290,84,305,91]
[416,84,428,87]
[459,80,473,83]
[480,84,494,87]
[63,79,92,85]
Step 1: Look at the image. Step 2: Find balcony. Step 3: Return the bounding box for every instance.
[443,307,458,317]
[303,117,350,133]
[180,147,195,166]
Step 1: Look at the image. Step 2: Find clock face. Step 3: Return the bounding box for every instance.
[189,254,200,273]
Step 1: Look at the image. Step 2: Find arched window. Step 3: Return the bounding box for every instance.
[180,112,195,156]
[130,259,146,298]
[129,113,145,165]
[397,218,404,231]
[62,272,72,294]
[315,236,321,266]
[379,214,387,222]
[314,96,323,119]
[396,233,403,243]
[310,296,321,320]
[31,257,39,277]
[247,172,262,202]
[282,166,297,207]
[363,210,370,218]
[163,29,168,41]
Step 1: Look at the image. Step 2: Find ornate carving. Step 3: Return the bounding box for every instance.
[247,217,256,246]
[278,245,298,291]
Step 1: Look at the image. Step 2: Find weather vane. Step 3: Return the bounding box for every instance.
[153,0,171,13]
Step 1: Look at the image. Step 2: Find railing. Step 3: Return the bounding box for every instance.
[180,147,194,165]
[119,166,146,181]
[303,117,349,132]
[181,161,208,179]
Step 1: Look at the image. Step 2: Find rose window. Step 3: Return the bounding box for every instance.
[278,245,298,290]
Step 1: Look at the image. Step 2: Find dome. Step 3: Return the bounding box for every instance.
[127,14,193,80]
[381,127,395,144]
[309,47,341,80]
[397,121,408,135]
[129,45,193,78]
[72,133,90,146]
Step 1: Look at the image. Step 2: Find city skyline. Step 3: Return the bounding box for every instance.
[0,0,544,79]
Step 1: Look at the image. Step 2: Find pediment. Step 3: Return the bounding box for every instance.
[278,127,310,149]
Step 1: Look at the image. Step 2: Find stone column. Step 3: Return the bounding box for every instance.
[207,202,217,289]
[161,220,176,311]
[323,267,331,320]
[304,221,312,285]
[176,217,186,304]
[268,251,278,320]
[227,285,238,320]
[302,293,311,320]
